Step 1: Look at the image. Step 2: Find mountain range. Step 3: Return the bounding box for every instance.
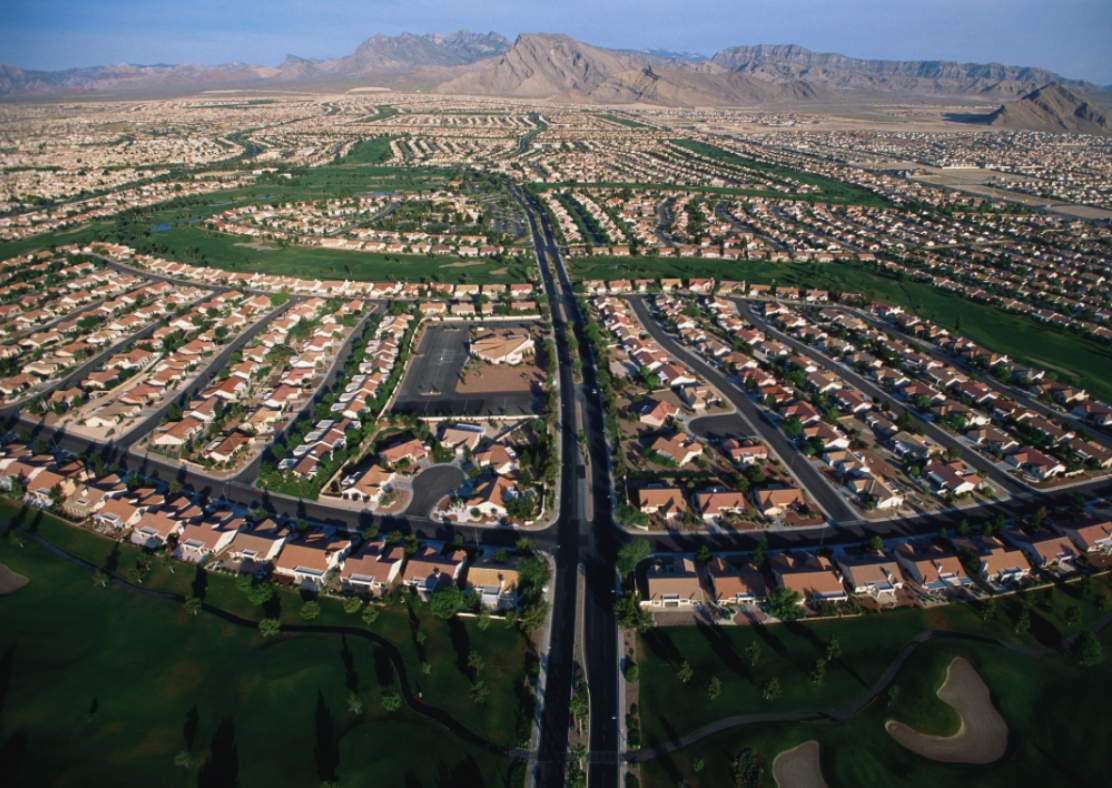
[975,83,1111,135]
[2,30,1110,117]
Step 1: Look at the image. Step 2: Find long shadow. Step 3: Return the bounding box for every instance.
[196,717,238,788]
[340,635,359,693]
[641,628,680,665]
[403,773,424,788]
[373,645,394,688]
[184,704,200,750]
[436,755,483,787]
[750,621,787,658]
[314,692,339,782]
[0,731,28,785]
[0,643,15,720]
[694,622,750,682]
[446,615,471,677]
[191,565,208,600]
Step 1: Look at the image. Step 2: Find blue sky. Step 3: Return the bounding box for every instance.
[4,0,1111,84]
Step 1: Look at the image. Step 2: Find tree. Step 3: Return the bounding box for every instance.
[259,618,281,638]
[735,747,763,788]
[693,758,705,773]
[623,662,640,682]
[470,680,490,705]
[1015,609,1031,636]
[751,536,768,569]
[810,657,827,683]
[981,597,997,621]
[92,569,109,588]
[361,605,380,625]
[617,539,650,576]
[707,676,722,700]
[1065,606,1083,627]
[174,750,194,769]
[614,591,653,632]
[183,594,202,616]
[381,692,402,712]
[888,684,901,707]
[300,601,321,620]
[745,640,761,667]
[344,596,363,614]
[676,660,694,683]
[826,635,842,662]
[477,604,492,630]
[573,743,588,763]
[867,535,884,552]
[347,691,363,715]
[467,650,486,676]
[1075,630,1104,667]
[168,479,183,496]
[762,677,782,700]
[768,586,805,621]
[247,582,275,606]
[430,585,463,619]
[695,544,712,563]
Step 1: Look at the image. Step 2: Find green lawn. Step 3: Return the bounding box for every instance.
[637,575,1112,747]
[340,136,402,166]
[132,223,535,284]
[668,140,889,208]
[639,634,1112,788]
[0,506,532,787]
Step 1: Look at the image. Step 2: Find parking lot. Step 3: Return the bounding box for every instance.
[391,321,545,418]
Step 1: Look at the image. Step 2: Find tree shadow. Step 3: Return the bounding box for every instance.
[0,642,15,720]
[105,542,121,573]
[196,717,238,788]
[641,628,680,665]
[750,622,787,658]
[436,755,483,787]
[403,773,423,788]
[695,622,750,682]
[446,616,471,676]
[313,692,339,782]
[184,704,200,750]
[191,565,208,600]
[0,731,28,785]
[373,646,395,688]
[340,635,359,693]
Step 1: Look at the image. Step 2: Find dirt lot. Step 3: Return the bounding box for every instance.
[886,657,1008,764]
[456,360,544,395]
[773,741,830,788]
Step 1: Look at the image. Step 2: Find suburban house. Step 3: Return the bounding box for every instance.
[128,508,182,549]
[464,555,520,611]
[706,557,767,606]
[401,546,466,597]
[894,541,974,592]
[219,525,288,575]
[339,541,402,597]
[174,517,243,562]
[273,532,353,588]
[1002,528,1079,572]
[694,489,750,522]
[1055,516,1112,554]
[631,486,686,519]
[951,536,1029,585]
[836,551,905,598]
[722,438,769,466]
[1006,448,1066,480]
[752,487,806,517]
[641,558,703,608]
[769,553,848,607]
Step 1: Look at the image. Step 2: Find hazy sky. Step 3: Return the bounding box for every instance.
[4,0,1111,84]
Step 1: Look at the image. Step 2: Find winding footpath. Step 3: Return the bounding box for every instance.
[9,522,539,762]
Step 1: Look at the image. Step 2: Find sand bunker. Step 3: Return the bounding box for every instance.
[0,563,29,594]
[773,741,829,788]
[440,261,485,269]
[886,657,1007,764]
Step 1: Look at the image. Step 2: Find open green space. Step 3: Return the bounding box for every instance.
[669,139,889,208]
[138,222,534,284]
[340,136,403,166]
[0,503,532,788]
[357,106,399,123]
[639,632,1112,788]
[637,574,1112,747]
[591,113,649,129]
